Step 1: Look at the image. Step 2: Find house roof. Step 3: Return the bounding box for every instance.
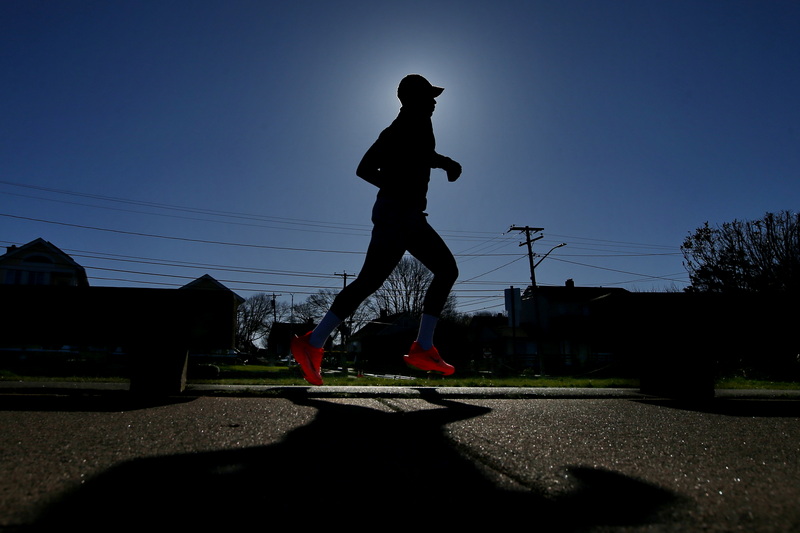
[527,284,630,303]
[180,274,245,304]
[2,238,83,267]
[1,237,89,286]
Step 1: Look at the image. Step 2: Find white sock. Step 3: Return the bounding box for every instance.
[309,311,341,348]
[416,313,438,351]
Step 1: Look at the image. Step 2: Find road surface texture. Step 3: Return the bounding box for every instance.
[1,385,798,531]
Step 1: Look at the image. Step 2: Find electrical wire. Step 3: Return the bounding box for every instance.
[1,179,690,310]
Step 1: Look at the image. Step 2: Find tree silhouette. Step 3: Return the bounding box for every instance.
[368,256,458,318]
[681,210,800,294]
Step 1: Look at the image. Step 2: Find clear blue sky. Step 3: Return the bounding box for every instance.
[2,0,799,315]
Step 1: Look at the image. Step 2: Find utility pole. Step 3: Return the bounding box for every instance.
[509,226,544,289]
[334,271,350,290]
[271,293,282,323]
[334,271,352,371]
[509,225,544,375]
[334,271,352,332]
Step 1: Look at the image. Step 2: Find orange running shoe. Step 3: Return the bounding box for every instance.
[291,332,324,386]
[403,342,455,376]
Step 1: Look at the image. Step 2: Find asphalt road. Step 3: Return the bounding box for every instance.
[1,384,799,532]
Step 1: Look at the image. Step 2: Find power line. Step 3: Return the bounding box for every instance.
[0,180,500,242]
[68,250,340,280]
[1,179,690,296]
[1,179,687,260]
[1,180,687,254]
[459,254,528,283]
[548,256,689,283]
[0,213,365,255]
[1,238,526,294]
[0,180,370,230]
[1,212,569,258]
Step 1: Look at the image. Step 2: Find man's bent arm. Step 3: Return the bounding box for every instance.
[432,152,462,182]
[356,143,385,188]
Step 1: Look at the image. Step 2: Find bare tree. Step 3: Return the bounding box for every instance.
[373,256,429,315]
[236,293,272,352]
[291,256,461,347]
[294,289,337,324]
[297,288,373,342]
[369,256,458,318]
[681,210,800,294]
[236,293,292,351]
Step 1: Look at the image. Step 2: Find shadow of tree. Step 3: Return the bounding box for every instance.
[34,390,681,531]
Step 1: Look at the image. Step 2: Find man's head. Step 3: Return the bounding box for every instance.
[398,74,443,114]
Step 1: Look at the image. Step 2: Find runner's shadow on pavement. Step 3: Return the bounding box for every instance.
[34,389,681,531]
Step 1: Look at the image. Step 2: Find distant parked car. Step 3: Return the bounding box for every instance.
[189,349,248,365]
[278,354,296,366]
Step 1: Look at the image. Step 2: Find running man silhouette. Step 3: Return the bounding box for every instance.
[291,74,462,386]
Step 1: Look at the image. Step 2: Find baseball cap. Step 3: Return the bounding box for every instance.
[397,74,444,102]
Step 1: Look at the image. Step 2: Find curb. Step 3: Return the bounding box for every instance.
[2,380,799,400]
